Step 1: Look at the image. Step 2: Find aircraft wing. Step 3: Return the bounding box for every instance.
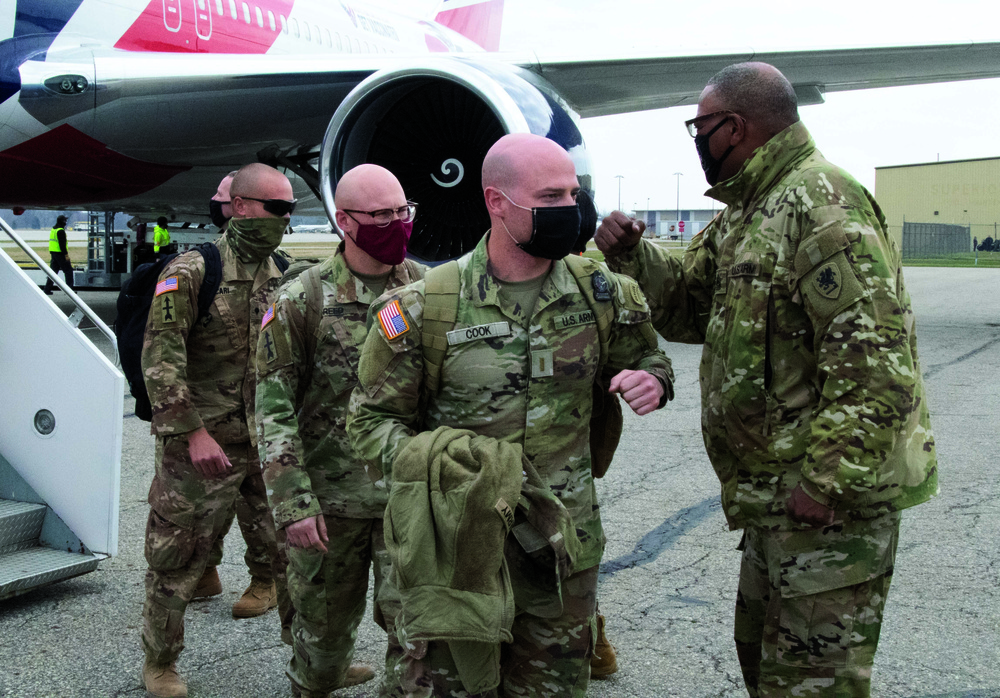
[519,42,1000,118]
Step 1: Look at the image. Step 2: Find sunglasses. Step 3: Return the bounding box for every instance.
[238,197,297,217]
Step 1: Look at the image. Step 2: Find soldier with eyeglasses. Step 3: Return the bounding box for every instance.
[255,163,425,698]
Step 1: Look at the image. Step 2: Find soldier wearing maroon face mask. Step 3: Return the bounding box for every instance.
[255,164,425,698]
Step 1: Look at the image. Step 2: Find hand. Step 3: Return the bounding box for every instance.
[607,370,663,416]
[285,514,328,552]
[595,211,645,257]
[186,427,232,477]
[786,484,836,527]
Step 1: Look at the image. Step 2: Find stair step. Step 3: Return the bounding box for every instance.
[0,500,46,550]
[0,547,100,601]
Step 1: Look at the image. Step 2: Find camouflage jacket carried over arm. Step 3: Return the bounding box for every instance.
[255,248,424,529]
[611,122,937,530]
[348,235,673,570]
[141,234,284,445]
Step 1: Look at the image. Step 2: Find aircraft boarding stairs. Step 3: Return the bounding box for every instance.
[0,221,123,600]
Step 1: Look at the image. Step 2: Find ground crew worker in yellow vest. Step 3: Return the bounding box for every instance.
[153,216,171,255]
[42,214,74,294]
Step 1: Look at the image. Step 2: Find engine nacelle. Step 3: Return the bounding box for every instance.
[319,58,594,262]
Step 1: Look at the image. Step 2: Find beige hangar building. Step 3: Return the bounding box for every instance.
[875,156,1000,254]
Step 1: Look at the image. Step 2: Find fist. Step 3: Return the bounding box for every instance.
[595,211,645,257]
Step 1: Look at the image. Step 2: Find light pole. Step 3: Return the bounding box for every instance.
[674,172,683,238]
[614,175,624,211]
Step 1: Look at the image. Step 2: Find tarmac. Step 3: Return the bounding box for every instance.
[0,266,997,698]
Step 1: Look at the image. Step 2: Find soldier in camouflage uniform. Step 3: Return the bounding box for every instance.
[140,163,294,698]
[596,63,938,697]
[348,134,674,697]
[256,164,425,698]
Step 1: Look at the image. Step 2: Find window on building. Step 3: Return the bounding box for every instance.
[280,14,287,33]
[291,17,299,38]
[267,10,276,31]
[303,22,310,41]
[333,32,341,50]
[228,0,237,19]
[215,0,224,15]
[255,6,263,28]
[324,28,332,47]
[314,25,322,44]
[241,2,250,24]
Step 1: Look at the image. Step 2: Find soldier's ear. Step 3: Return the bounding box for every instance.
[484,187,507,217]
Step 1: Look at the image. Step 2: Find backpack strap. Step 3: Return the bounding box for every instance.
[299,263,325,368]
[271,250,291,274]
[421,261,461,394]
[193,243,223,322]
[563,255,614,370]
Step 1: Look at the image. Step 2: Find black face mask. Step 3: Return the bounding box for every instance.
[695,116,736,185]
[209,199,229,228]
[499,191,582,261]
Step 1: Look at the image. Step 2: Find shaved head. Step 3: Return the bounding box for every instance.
[705,62,799,136]
[334,164,406,212]
[482,133,574,194]
[230,163,290,200]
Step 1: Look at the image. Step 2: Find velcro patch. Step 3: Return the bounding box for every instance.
[730,261,761,277]
[155,276,178,296]
[813,263,841,299]
[446,321,511,346]
[261,304,275,328]
[378,299,410,340]
[495,498,514,530]
[261,328,277,363]
[553,311,596,330]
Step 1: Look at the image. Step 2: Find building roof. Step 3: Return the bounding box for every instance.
[876,155,1000,171]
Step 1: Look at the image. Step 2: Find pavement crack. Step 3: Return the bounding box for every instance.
[923,333,1000,379]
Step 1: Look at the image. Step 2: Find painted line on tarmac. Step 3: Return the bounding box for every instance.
[913,692,1000,698]
[923,333,1000,379]
[600,495,720,577]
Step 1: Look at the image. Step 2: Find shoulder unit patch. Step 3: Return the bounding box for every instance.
[813,263,841,300]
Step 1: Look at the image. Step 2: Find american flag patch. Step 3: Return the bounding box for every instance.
[155,276,178,296]
[378,299,409,340]
[261,304,275,328]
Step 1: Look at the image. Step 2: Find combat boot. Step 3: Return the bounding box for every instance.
[590,612,618,678]
[191,566,222,600]
[232,578,277,618]
[290,665,376,697]
[142,659,188,698]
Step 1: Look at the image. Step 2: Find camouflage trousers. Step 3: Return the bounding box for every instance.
[209,503,294,641]
[286,515,392,696]
[383,564,598,698]
[734,513,901,698]
[142,436,283,664]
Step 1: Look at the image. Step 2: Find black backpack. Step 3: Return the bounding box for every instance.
[115,245,291,421]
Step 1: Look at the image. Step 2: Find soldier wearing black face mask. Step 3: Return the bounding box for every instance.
[209,170,238,229]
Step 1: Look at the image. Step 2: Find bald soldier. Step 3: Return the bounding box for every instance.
[256,164,425,698]
[596,63,937,697]
[348,134,674,697]
[140,163,294,698]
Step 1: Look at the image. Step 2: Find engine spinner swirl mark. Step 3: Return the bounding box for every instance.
[430,158,464,188]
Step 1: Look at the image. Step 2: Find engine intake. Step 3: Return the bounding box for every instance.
[320,59,593,262]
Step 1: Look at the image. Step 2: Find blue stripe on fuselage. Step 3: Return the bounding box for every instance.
[1,0,86,104]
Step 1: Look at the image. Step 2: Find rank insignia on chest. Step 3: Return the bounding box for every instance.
[261,304,276,328]
[378,299,409,340]
[592,272,612,302]
[814,263,841,299]
[155,276,178,297]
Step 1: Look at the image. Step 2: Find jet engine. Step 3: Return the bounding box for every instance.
[319,59,594,262]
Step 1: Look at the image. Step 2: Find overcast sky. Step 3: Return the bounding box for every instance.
[377,0,1000,214]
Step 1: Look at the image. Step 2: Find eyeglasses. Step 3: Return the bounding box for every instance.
[684,110,741,138]
[341,203,418,227]
[237,197,297,217]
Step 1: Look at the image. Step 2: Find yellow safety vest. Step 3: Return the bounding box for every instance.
[153,225,171,252]
[48,227,65,253]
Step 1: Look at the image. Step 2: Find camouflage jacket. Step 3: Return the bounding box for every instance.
[141,233,284,445]
[607,121,937,531]
[347,235,674,571]
[255,246,425,528]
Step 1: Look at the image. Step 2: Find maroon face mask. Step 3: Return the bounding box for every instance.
[350,219,412,265]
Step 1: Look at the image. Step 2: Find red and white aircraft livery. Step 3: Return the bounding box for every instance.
[1,0,999,260]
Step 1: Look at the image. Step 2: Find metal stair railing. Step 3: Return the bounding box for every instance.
[0,217,119,366]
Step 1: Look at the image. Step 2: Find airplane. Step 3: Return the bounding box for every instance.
[2,0,1000,262]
